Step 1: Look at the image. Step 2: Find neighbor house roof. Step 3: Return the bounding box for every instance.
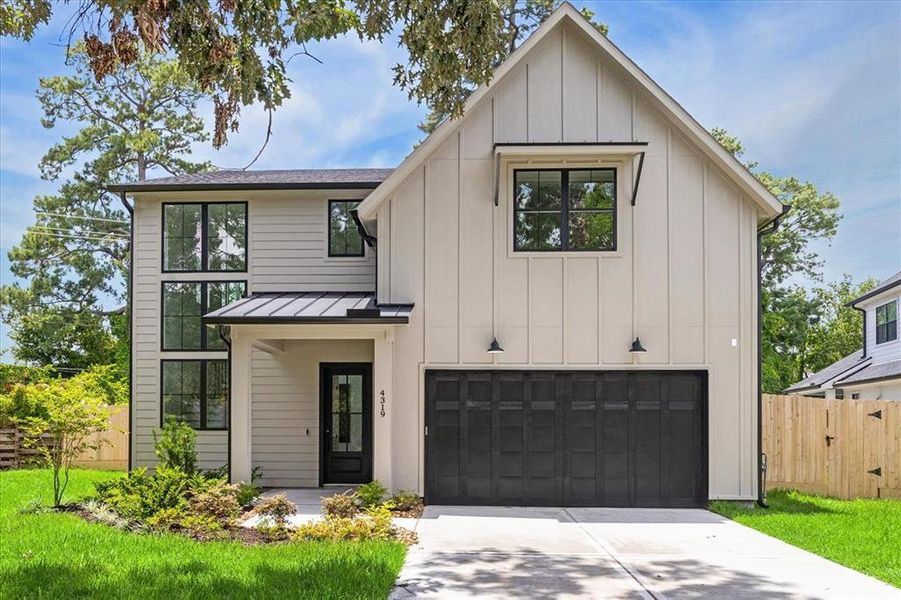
[108,168,394,193]
[848,270,901,307]
[203,291,413,325]
[783,351,869,394]
[835,359,901,387]
[354,2,783,221]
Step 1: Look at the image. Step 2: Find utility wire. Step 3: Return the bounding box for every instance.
[36,212,129,225]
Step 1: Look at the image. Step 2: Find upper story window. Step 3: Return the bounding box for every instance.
[876,300,897,344]
[162,281,246,351]
[328,200,364,257]
[513,169,616,252]
[163,202,247,271]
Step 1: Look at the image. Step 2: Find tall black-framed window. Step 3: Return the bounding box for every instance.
[513,168,616,252]
[161,359,228,430]
[876,300,897,344]
[328,200,364,257]
[161,280,246,351]
[163,202,247,272]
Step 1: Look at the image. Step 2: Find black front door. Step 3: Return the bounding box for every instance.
[320,363,373,484]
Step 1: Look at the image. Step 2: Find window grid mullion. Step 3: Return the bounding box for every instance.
[561,170,570,251]
[200,359,208,430]
[200,204,209,271]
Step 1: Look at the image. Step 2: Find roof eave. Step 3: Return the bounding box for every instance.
[202,316,409,325]
[847,278,901,308]
[108,181,384,193]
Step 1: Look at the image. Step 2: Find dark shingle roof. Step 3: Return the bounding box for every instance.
[836,359,901,386]
[849,270,901,307]
[784,350,869,393]
[109,168,395,192]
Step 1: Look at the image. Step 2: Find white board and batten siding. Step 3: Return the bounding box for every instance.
[862,290,901,364]
[375,22,761,500]
[131,191,376,471]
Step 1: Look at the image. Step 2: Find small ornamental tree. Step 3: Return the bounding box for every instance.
[17,379,111,506]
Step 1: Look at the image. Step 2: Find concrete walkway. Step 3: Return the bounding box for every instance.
[391,506,900,599]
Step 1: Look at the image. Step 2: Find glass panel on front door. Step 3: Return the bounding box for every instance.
[330,374,363,453]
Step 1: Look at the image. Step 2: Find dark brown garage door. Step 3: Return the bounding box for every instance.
[425,370,707,507]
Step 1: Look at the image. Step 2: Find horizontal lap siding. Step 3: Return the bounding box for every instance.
[131,199,230,470]
[250,339,373,488]
[382,22,760,499]
[251,192,375,293]
[132,190,376,475]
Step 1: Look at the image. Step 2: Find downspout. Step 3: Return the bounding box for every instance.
[350,209,379,303]
[118,191,134,472]
[755,204,789,508]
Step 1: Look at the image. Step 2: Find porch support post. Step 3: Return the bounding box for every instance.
[230,327,253,483]
[373,328,394,489]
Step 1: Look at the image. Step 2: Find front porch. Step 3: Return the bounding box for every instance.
[227,324,399,488]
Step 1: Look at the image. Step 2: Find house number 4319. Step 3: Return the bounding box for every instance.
[379,390,386,417]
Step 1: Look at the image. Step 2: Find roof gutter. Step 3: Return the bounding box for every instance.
[755,203,790,508]
[117,191,134,472]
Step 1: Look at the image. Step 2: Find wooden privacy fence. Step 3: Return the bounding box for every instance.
[763,394,901,499]
[0,404,128,471]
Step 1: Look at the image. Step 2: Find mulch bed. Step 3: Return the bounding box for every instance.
[389,503,424,519]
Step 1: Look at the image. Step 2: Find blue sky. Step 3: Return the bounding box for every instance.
[1,1,899,356]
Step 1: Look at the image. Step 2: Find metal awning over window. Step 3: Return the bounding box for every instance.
[203,292,413,325]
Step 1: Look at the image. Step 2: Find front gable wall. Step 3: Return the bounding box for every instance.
[379,21,760,500]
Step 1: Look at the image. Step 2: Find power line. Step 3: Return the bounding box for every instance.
[30,231,129,243]
[31,226,128,240]
[36,212,129,225]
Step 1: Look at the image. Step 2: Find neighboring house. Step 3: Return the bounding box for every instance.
[111,4,783,507]
[785,271,901,401]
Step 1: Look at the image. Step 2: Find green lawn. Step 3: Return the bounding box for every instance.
[0,469,406,599]
[711,489,901,588]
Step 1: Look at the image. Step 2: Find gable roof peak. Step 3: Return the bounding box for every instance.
[356,2,782,220]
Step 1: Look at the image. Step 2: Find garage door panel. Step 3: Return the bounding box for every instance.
[426,370,707,507]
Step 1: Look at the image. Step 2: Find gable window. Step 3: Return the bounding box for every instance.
[162,281,246,351]
[163,202,247,271]
[328,200,364,257]
[876,300,897,344]
[161,360,228,430]
[513,169,616,252]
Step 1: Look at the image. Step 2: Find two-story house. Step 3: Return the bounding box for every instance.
[111,4,784,507]
[785,271,901,401]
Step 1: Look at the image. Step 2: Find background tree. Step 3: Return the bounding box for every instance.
[802,276,877,374]
[0,48,210,371]
[0,1,605,148]
[711,128,846,392]
[418,2,608,135]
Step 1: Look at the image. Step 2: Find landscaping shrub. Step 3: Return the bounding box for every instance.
[390,490,421,512]
[356,480,387,508]
[180,513,225,538]
[81,499,133,530]
[189,482,241,526]
[144,506,185,531]
[236,481,261,508]
[322,491,360,518]
[253,493,296,526]
[95,466,207,521]
[292,505,405,543]
[153,417,198,474]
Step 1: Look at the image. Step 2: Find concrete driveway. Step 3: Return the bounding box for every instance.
[391,506,899,599]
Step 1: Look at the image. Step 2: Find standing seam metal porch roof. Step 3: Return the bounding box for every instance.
[203,292,413,325]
